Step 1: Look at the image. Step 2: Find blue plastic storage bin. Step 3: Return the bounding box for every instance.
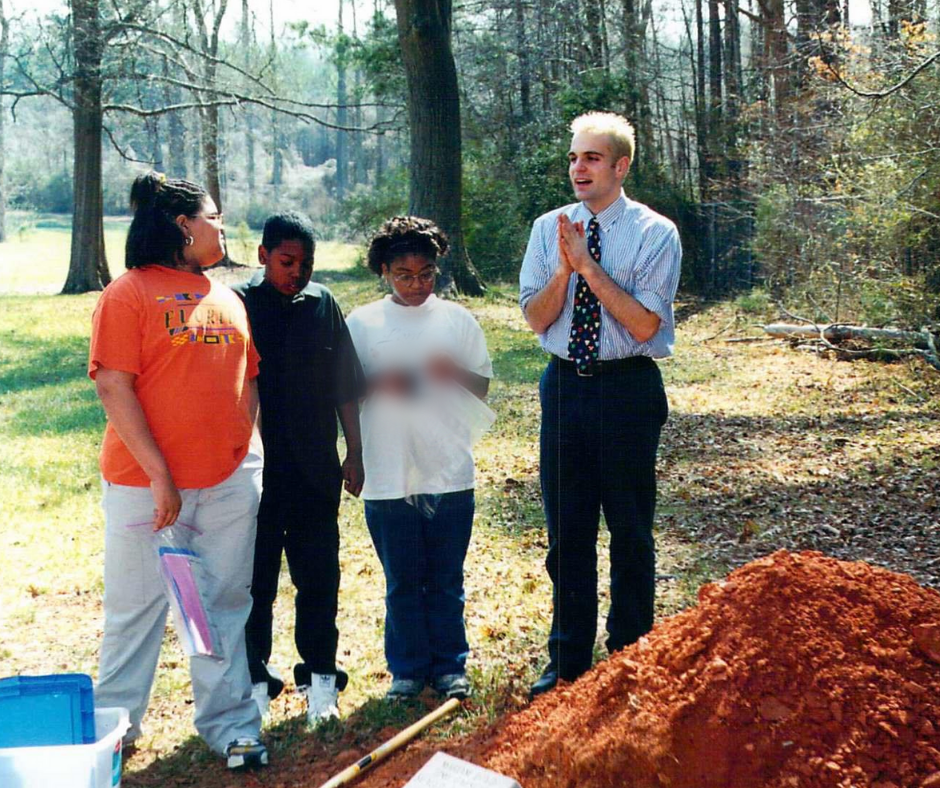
[0,674,96,747]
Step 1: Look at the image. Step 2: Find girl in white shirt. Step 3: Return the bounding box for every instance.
[346,216,493,701]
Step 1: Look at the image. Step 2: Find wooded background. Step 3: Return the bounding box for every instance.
[0,0,938,323]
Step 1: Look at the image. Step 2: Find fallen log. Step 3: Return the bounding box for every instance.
[762,323,930,347]
[761,323,940,370]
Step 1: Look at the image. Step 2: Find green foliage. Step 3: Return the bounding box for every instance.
[351,11,406,103]
[513,122,575,222]
[557,71,638,123]
[11,170,73,214]
[232,221,258,266]
[246,201,274,231]
[462,149,530,282]
[735,288,773,315]
[749,28,940,326]
[336,171,408,241]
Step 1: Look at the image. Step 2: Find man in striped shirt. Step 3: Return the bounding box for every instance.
[520,111,682,698]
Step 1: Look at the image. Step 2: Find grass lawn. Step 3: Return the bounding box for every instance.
[1,227,938,786]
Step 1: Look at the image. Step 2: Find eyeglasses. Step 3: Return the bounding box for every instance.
[390,269,437,286]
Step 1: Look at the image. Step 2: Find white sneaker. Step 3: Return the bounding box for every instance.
[225,736,268,770]
[251,682,270,720]
[303,673,340,725]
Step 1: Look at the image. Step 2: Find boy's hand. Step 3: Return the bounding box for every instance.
[342,451,364,497]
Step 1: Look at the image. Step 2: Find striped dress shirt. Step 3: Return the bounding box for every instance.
[519,191,682,360]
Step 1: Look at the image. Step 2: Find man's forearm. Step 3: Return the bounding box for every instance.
[582,263,661,344]
[524,269,571,335]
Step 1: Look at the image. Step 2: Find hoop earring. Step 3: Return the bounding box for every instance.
[184,236,194,246]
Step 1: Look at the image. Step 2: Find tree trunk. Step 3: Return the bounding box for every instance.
[622,0,640,119]
[190,0,227,211]
[513,0,531,122]
[693,0,711,195]
[585,0,604,68]
[201,98,222,210]
[335,0,348,198]
[0,0,8,243]
[763,0,790,113]
[148,115,163,171]
[241,0,255,191]
[63,0,110,294]
[268,0,281,198]
[707,0,723,148]
[723,0,741,130]
[763,323,934,348]
[394,0,485,295]
[351,0,364,186]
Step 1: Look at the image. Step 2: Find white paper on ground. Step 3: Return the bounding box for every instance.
[404,752,522,788]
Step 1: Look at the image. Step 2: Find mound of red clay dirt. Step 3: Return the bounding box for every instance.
[359,550,940,788]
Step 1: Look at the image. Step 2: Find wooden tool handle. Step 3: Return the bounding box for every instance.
[318,697,461,788]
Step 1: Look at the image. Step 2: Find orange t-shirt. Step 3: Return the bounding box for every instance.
[88,265,261,488]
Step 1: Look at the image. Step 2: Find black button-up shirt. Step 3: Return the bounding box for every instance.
[233,272,365,484]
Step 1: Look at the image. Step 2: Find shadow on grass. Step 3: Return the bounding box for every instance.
[0,328,104,437]
[0,333,90,395]
[10,389,104,437]
[122,694,459,788]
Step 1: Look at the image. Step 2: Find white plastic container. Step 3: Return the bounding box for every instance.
[0,706,130,788]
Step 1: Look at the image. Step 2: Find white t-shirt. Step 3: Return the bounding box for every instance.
[346,294,494,500]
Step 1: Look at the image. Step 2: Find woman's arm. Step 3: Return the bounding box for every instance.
[95,366,181,530]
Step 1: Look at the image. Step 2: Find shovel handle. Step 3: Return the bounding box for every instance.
[318,697,461,788]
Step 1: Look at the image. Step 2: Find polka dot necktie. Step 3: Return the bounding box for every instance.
[567,216,602,373]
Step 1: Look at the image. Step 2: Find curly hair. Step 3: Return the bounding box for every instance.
[366,216,449,276]
[125,171,209,269]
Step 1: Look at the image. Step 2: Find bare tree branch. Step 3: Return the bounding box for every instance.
[815,35,940,98]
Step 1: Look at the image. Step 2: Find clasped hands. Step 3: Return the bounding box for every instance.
[367,355,463,397]
[555,213,597,277]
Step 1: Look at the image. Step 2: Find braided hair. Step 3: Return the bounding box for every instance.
[125,172,209,269]
[366,216,449,275]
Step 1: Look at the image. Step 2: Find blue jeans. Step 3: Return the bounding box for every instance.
[364,490,474,681]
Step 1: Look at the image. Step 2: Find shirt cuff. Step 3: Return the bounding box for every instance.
[634,289,670,325]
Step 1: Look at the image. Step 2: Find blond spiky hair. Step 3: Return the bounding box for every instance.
[570,112,636,163]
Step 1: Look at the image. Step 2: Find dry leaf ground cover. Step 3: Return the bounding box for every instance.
[0,235,938,786]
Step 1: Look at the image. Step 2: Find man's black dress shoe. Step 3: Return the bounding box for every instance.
[529,666,559,699]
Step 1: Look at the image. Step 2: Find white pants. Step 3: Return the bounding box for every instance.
[95,452,263,755]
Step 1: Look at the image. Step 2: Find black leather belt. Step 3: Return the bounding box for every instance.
[552,355,654,377]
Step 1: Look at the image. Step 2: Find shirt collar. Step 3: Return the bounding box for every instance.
[597,191,628,231]
[576,190,627,232]
[254,271,319,305]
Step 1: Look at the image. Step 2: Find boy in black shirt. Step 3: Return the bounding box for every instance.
[233,213,365,725]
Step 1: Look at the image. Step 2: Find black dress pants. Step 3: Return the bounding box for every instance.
[245,462,342,689]
[539,355,668,680]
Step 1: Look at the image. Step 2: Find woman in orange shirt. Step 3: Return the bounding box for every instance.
[88,172,266,770]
